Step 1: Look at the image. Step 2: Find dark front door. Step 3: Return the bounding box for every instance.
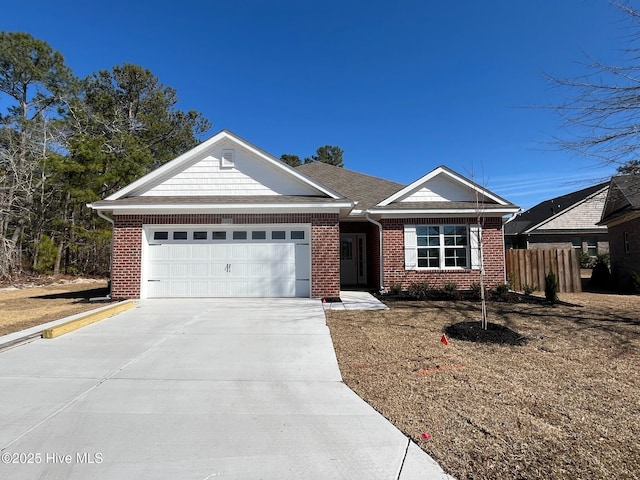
[340,234,367,285]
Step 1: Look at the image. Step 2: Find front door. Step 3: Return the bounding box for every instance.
[340,234,367,285]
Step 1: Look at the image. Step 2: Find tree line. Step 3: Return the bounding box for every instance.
[0,32,211,278]
[0,31,345,279]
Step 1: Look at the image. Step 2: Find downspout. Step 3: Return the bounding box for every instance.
[365,212,385,293]
[95,209,114,299]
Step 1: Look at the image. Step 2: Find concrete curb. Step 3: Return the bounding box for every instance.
[43,300,136,338]
[0,300,137,350]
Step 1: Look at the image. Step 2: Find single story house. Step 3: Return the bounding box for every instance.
[89,130,519,299]
[598,175,640,290]
[504,182,609,256]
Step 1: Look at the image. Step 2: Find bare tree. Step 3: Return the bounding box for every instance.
[548,2,640,171]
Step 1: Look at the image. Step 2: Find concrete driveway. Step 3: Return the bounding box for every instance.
[0,298,451,479]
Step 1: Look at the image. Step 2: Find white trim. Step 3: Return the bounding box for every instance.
[377,166,511,207]
[367,207,520,217]
[106,130,342,200]
[470,224,482,270]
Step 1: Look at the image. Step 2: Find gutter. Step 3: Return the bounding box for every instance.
[92,208,114,299]
[365,212,385,294]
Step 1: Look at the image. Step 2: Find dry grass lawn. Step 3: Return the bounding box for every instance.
[326,292,640,480]
[0,278,109,336]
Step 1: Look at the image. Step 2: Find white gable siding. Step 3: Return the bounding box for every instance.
[399,174,479,202]
[142,144,319,197]
[538,190,608,231]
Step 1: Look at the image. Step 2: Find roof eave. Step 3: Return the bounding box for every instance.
[367,207,520,217]
[88,201,354,216]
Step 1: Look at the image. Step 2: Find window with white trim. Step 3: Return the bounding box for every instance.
[405,224,477,270]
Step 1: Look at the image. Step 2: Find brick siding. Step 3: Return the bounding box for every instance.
[111,213,340,299]
[381,217,506,291]
[608,217,640,291]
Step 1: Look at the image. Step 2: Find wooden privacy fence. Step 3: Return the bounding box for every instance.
[505,249,582,293]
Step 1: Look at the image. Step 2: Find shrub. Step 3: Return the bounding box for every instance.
[590,257,612,289]
[523,284,536,296]
[579,251,596,269]
[407,281,430,300]
[545,271,558,303]
[442,281,459,299]
[389,283,403,295]
[631,272,640,294]
[470,282,482,300]
[494,283,510,300]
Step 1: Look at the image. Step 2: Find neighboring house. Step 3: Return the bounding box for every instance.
[504,183,610,256]
[88,130,519,299]
[598,175,640,290]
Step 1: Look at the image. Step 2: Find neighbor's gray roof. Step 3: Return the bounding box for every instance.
[599,175,640,224]
[295,162,404,209]
[505,182,608,236]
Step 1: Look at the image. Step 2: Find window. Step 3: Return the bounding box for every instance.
[414,225,468,269]
[291,230,305,240]
[153,231,168,240]
[586,237,597,256]
[252,231,266,240]
[233,231,247,240]
[571,238,582,250]
[212,231,226,240]
[193,231,207,240]
[173,231,188,240]
[624,232,630,253]
[272,231,286,240]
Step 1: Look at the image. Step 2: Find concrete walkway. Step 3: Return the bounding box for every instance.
[0,298,451,479]
[324,290,389,310]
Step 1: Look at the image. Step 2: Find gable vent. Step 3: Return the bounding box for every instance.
[221,149,235,168]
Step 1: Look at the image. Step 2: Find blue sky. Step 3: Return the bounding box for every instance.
[1,0,632,209]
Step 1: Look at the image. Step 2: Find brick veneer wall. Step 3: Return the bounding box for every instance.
[381,217,506,291]
[608,217,640,291]
[111,213,340,299]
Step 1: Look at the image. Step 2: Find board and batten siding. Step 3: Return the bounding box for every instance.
[141,145,319,197]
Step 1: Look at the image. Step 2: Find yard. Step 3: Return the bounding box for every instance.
[326,292,640,480]
[0,278,109,336]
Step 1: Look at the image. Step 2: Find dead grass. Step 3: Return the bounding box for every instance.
[326,292,640,480]
[0,278,110,336]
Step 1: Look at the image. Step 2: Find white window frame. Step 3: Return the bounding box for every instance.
[404,224,481,271]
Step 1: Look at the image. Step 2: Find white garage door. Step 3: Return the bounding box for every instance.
[143,226,311,298]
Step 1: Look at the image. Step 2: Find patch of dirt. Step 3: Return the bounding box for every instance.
[0,278,110,336]
[326,292,640,480]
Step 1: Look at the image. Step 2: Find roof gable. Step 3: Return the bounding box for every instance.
[107,130,340,200]
[377,165,509,206]
[505,182,609,235]
[535,187,608,231]
[600,175,640,224]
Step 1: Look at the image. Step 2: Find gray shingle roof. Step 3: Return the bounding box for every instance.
[599,175,640,224]
[295,162,403,209]
[505,182,608,235]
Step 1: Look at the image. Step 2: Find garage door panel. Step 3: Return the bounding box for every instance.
[170,264,190,277]
[170,245,191,260]
[190,263,209,278]
[191,245,209,260]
